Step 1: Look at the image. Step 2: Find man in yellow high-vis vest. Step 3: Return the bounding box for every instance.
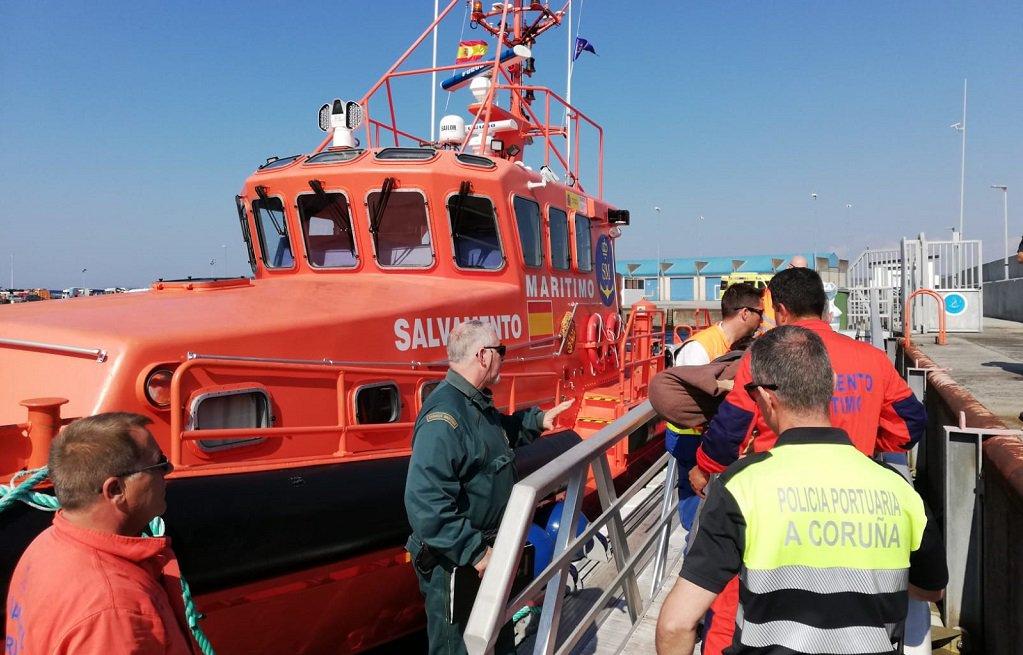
[656,326,947,655]
[666,282,763,530]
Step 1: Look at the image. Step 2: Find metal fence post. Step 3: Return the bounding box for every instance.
[533,464,588,655]
[868,287,883,349]
[650,457,679,596]
[593,454,642,621]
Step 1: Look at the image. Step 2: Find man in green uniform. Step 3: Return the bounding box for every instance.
[656,326,947,655]
[405,319,574,655]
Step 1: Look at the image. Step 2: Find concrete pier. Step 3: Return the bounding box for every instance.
[909,317,1023,429]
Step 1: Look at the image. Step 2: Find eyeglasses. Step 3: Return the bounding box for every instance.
[115,454,173,479]
[480,344,507,358]
[743,306,765,318]
[744,382,779,396]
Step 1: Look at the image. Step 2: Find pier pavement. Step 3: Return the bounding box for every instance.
[910,317,1023,429]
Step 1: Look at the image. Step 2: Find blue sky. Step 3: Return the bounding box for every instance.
[2,1,1020,288]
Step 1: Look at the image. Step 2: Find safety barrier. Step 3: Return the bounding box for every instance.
[166,357,560,467]
[462,401,678,655]
[903,288,948,346]
[899,342,1023,654]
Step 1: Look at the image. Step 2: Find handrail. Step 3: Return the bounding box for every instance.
[903,288,947,347]
[464,400,674,655]
[168,355,560,466]
[0,337,107,363]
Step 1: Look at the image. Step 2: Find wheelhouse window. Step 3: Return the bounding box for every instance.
[513,196,542,268]
[298,192,357,268]
[549,207,570,271]
[367,189,433,267]
[252,197,294,269]
[448,194,503,269]
[574,214,593,272]
[355,382,401,423]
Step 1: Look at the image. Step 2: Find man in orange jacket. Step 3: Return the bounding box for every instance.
[688,267,927,655]
[5,413,196,655]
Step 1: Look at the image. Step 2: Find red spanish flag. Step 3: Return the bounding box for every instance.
[455,40,489,64]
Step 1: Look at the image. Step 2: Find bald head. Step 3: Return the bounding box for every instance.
[788,255,808,268]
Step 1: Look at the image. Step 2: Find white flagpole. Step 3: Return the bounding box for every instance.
[566,0,573,173]
[430,0,439,142]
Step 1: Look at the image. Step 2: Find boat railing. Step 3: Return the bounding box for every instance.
[166,356,561,467]
[0,337,108,363]
[325,0,605,198]
[614,302,667,405]
[463,400,677,654]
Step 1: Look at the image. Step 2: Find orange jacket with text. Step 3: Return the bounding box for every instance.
[695,318,926,474]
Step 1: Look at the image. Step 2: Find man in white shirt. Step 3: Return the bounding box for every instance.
[673,283,763,365]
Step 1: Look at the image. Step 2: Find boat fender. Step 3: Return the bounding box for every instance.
[584,313,606,375]
[544,501,607,561]
[526,524,555,578]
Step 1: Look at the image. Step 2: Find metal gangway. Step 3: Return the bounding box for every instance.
[463,402,681,655]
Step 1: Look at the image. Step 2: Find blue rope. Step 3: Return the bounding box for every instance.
[2,468,216,655]
[0,467,56,513]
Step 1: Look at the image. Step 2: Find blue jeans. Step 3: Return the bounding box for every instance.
[665,427,702,530]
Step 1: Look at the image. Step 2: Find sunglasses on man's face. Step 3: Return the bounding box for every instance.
[115,454,173,479]
[744,382,779,396]
[743,306,765,318]
[480,345,507,358]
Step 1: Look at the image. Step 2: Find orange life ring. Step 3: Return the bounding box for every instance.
[584,313,605,374]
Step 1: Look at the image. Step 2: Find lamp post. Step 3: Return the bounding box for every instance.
[810,192,818,258]
[950,79,968,238]
[654,206,662,301]
[696,215,705,259]
[991,185,1008,280]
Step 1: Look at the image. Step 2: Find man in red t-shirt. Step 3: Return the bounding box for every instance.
[5,413,195,655]
[688,267,927,655]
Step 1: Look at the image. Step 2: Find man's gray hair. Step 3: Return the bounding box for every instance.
[49,412,153,510]
[447,320,498,364]
[749,325,834,413]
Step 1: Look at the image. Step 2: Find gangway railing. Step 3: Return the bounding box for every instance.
[463,401,679,655]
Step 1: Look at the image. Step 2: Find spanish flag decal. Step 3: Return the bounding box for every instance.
[527,300,554,339]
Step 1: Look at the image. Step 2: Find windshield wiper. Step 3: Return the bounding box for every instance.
[309,179,351,234]
[450,180,472,238]
[369,177,396,235]
[255,185,286,236]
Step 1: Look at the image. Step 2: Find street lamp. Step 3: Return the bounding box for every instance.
[991,185,1009,280]
[653,206,662,301]
[810,193,819,257]
[949,79,968,238]
[696,215,705,259]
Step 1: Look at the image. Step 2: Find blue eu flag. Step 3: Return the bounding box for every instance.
[573,37,597,61]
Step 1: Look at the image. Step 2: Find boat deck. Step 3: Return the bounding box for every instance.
[909,317,1023,428]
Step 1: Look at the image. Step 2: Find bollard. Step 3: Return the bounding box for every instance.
[20,398,69,469]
